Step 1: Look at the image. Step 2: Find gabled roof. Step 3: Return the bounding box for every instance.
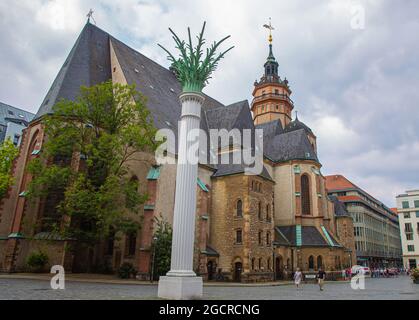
[205,100,251,132]
[255,120,284,139]
[255,120,284,152]
[275,225,337,247]
[35,23,112,120]
[264,129,318,163]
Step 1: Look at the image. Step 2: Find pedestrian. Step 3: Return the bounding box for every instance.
[294,268,303,289]
[316,268,326,291]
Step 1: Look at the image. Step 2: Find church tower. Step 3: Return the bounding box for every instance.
[251,25,293,128]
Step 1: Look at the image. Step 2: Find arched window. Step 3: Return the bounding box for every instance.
[266,204,271,221]
[301,174,311,215]
[236,200,243,217]
[267,258,271,270]
[317,256,323,270]
[258,202,262,220]
[258,231,263,246]
[266,232,271,246]
[251,258,255,271]
[236,229,243,244]
[259,258,263,270]
[125,231,137,256]
[308,255,315,270]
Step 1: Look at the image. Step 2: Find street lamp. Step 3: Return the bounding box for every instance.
[150,236,158,283]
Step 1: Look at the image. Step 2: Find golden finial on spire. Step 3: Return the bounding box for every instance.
[263,17,275,44]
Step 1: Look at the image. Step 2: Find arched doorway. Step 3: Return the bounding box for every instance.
[317,256,323,270]
[207,261,214,281]
[234,262,242,282]
[275,256,283,280]
[308,256,315,270]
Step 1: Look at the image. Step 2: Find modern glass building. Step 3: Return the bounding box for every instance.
[326,175,402,268]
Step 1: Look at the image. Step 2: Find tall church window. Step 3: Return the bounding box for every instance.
[258,201,262,220]
[301,174,311,215]
[266,204,271,221]
[125,232,137,256]
[236,229,243,244]
[266,232,271,246]
[317,256,323,270]
[237,200,243,217]
[308,255,314,270]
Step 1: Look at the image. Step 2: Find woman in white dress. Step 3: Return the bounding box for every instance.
[294,268,303,289]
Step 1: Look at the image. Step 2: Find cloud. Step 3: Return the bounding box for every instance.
[0,0,418,206]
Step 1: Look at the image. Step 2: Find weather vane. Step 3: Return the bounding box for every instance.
[87,9,96,24]
[263,17,275,44]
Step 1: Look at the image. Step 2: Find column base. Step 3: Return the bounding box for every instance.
[158,276,203,300]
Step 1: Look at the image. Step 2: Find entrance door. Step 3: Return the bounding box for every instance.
[234,262,242,282]
[207,261,214,281]
[275,257,283,280]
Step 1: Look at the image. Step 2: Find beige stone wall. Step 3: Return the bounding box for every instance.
[273,164,294,226]
[210,174,274,281]
[299,247,346,271]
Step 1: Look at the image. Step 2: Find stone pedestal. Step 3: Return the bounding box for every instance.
[158,276,203,300]
[157,92,205,300]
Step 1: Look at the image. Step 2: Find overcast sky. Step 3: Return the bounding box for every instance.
[1,0,418,207]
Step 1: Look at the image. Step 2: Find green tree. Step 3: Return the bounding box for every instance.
[152,216,173,280]
[0,138,19,199]
[27,81,159,247]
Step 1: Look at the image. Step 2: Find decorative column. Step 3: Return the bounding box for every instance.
[158,93,204,300]
[157,22,233,300]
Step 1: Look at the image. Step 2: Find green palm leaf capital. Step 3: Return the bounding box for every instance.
[158,22,234,93]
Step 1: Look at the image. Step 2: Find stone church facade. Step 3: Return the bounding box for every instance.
[0,23,355,282]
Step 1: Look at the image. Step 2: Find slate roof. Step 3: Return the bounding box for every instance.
[264,129,318,163]
[329,195,351,217]
[275,226,338,247]
[35,23,112,120]
[255,120,284,141]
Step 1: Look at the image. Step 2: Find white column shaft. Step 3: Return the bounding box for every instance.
[167,92,204,277]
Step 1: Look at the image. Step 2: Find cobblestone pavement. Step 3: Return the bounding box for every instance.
[0,276,418,300]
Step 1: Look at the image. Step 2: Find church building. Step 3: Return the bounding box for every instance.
[0,22,355,282]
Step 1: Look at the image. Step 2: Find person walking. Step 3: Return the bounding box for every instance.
[294,268,303,289]
[316,268,326,291]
